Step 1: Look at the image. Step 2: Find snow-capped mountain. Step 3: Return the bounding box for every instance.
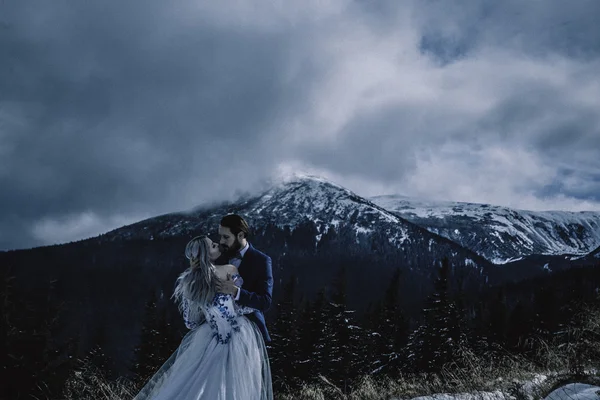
[370,195,600,264]
[106,175,411,244]
[104,174,491,260]
[101,175,494,298]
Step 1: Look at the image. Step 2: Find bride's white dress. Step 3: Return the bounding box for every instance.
[133,276,273,400]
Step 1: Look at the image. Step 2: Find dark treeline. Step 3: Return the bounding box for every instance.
[266,258,600,393]
[0,239,189,400]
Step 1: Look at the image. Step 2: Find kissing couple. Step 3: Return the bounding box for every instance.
[133,214,274,400]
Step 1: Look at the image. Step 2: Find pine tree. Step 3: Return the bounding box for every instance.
[346,316,372,379]
[269,275,300,389]
[38,283,80,396]
[406,257,466,373]
[384,269,410,358]
[154,299,180,367]
[292,290,335,385]
[295,300,317,382]
[506,300,532,353]
[488,288,508,348]
[532,286,560,345]
[368,268,410,374]
[308,288,333,379]
[131,291,162,383]
[362,301,384,372]
[87,323,115,379]
[327,267,353,390]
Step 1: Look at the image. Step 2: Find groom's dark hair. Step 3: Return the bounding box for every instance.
[220,214,250,238]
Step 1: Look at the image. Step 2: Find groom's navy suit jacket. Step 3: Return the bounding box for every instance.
[218,243,273,343]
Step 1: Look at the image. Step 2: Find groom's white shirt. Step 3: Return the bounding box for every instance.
[229,242,249,301]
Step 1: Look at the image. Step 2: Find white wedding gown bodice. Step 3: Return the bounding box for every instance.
[133,275,273,400]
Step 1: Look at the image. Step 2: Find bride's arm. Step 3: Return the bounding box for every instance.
[182,298,205,329]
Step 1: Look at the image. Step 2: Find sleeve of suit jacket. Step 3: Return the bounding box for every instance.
[237,254,273,312]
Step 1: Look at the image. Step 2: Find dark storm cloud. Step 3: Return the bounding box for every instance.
[0,1,317,249]
[2,0,600,250]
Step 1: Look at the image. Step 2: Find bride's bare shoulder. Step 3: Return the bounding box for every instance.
[214,263,239,275]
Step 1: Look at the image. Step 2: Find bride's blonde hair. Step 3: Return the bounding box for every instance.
[172,236,218,321]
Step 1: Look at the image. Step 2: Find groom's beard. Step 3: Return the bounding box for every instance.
[220,239,242,258]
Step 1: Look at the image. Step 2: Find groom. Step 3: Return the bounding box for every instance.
[215,214,273,343]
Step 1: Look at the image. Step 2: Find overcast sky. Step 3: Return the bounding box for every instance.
[1,0,600,250]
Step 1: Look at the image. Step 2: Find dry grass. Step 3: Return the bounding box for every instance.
[58,306,600,400]
[277,353,547,400]
[60,363,137,400]
[59,354,597,400]
[278,342,600,400]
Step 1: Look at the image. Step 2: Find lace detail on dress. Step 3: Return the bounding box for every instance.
[208,293,241,344]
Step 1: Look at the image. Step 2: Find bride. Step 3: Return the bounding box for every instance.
[133,236,273,400]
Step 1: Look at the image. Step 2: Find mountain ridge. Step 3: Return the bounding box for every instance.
[370,194,600,264]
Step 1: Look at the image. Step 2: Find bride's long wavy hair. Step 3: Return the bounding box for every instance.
[172,236,218,321]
